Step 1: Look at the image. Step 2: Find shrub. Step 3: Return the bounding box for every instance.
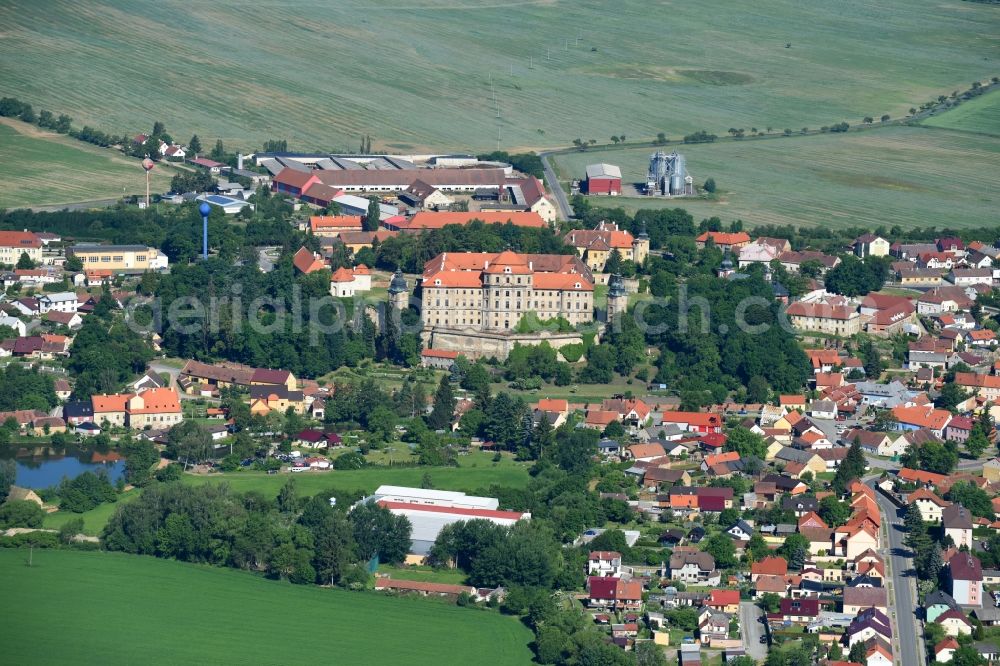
[559,343,585,363]
[0,500,45,528]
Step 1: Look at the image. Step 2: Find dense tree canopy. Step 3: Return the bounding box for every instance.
[0,366,57,412]
[643,273,810,407]
[824,255,890,297]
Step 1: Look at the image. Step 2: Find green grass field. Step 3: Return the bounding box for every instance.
[0,0,994,153]
[181,460,531,497]
[39,458,530,536]
[554,125,999,229]
[0,119,176,208]
[0,549,533,665]
[43,490,139,535]
[377,563,470,585]
[922,89,1000,136]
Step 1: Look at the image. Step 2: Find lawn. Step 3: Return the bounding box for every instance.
[553,125,999,229]
[181,459,531,497]
[37,455,529,536]
[922,88,1000,137]
[0,0,994,153]
[506,376,650,404]
[0,119,176,208]
[377,563,470,585]
[0,549,533,665]
[42,490,139,536]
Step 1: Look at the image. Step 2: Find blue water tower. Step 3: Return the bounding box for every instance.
[198,202,211,259]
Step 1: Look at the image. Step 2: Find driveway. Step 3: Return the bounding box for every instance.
[149,360,181,389]
[538,151,573,220]
[149,360,217,403]
[738,601,767,662]
[871,483,926,666]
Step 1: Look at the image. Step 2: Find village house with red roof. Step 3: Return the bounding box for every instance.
[563,221,649,271]
[329,265,372,297]
[420,250,594,334]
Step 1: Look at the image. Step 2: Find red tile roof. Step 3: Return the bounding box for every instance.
[696,231,751,246]
[708,589,740,606]
[660,411,721,427]
[421,349,460,359]
[92,394,131,413]
[129,388,181,414]
[786,301,858,320]
[0,231,42,249]
[751,556,788,577]
[403,211,546,230]
[899,467,948,485]
[292,247,327,274]
[309,215,363,232]
[891,405,952,430]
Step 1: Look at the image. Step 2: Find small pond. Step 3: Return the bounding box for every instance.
[0,446,125,489]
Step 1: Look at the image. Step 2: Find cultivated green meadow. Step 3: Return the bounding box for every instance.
[0,119,176,208]
[39,457,530,536]
[923,89,1000,137]
[0,0,995,152]
[553,125,999,229]
[0,549,534,665]
[181,460,531,497]
[43,491,138,535]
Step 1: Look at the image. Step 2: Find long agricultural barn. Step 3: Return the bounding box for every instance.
[384,211,547,232]
[356,486,530,562]
[273,167,507,194]
[585,163,622,195]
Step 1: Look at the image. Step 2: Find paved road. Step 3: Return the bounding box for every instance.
[738,601,767,662]
[872,483,925,666]
[538,151,573,221]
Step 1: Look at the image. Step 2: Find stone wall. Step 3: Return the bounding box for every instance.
[592,273,640,293]
[424,326,588,360]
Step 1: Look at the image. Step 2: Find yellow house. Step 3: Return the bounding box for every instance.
[771,415,793,432]
[798,529,834,555]
[336,230,398,255]
[563,221,649,272]
[765,440,784,461]
[938,613,973,637]
[92,394,129,428]
[778,395,806,411]
[249,385,306,415]
[69,244,168,273]
[983,459,1000,483]
[0,231,44,266]
[125,388,182,429]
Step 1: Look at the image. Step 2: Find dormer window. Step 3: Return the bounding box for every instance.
[435,279,441,285]
[504,267,511,274]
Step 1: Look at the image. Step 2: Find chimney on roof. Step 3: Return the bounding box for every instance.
[529,261,533,271]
